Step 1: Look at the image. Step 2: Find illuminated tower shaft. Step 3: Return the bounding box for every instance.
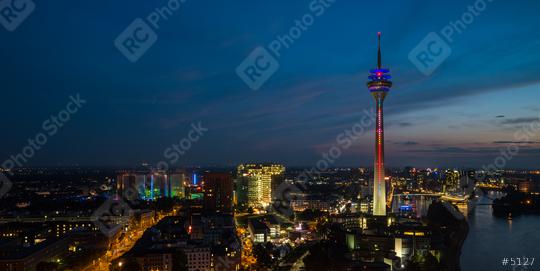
[367,33,392,216]
[372,91,386,216]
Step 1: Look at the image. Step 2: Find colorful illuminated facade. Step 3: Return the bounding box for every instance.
[169,173,186,198]
[117,172,187,200]
[367,33,392,216]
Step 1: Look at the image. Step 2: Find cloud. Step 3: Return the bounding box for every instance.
[395,141,419,146]
[500,117,540,125]
[493,141,540,144]
[436,147,484,154]
[407,146,495,155]
[524,106,540,112]
[397,122,413,127]
[406,145,540,157]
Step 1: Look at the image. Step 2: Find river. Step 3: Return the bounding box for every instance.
[461,191,540,271]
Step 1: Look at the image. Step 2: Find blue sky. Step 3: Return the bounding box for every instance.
[1,0,540,168]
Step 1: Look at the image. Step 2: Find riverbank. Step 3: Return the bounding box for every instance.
[461,191,540,271]
[492,190,540,217]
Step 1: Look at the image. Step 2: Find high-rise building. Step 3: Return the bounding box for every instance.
[202,172,233,213]
[169,173,186,198]
[443,170,460,193]
[237,164,285,208]
[135,174,147,199]
[117,174,138,201]
[367,33,392,216]
[151,173,168,199]
[234,174,253,210]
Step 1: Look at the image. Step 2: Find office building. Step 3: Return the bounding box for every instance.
[203,172,233,213]
[237,164,285,208]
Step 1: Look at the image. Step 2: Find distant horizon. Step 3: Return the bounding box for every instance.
[3,164,540,171]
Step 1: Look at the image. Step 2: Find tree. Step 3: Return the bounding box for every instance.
[404,251,440,271]
[424,252,441,270]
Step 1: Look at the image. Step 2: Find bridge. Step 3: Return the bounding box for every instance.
[393,193,471,203]
[393,193,442,197]
[392,187,500,206]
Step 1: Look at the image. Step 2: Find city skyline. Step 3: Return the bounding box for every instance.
[2,1,540,168]
[2,2,540,270]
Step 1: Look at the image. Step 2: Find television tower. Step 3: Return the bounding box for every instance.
[367,32,392,216]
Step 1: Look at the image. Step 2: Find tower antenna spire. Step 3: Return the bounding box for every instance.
[377,32,382,69]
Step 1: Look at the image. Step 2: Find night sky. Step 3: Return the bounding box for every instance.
[1,0,540,168]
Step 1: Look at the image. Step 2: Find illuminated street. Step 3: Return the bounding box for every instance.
[83,212,172,271]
